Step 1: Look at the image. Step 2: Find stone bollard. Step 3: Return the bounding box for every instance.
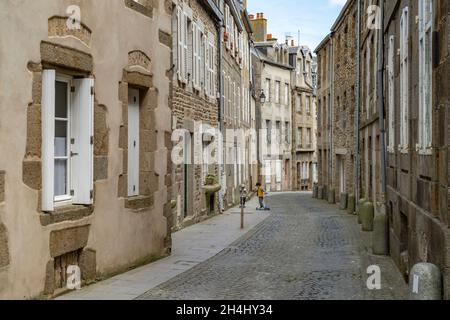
[347,194,356,215]
[360,201,374,232]
[328,188,335,204]
[313,185,318,198]
[357,198,366,224]
[409,263,442,300]
[339,193,348,210]
[372,209,389,255]
[318,186,323,200]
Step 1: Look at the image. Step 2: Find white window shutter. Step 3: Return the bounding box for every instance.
[200,34,205,90]
[41,70,56,212]
[128,88,140,197]
[71,78,94,205]
[192,22,198,87]
[183,14,189,83]
[177,7,183,81]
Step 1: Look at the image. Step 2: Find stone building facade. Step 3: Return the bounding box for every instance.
[0,0,172,299]
[315,36,332,200]
[220,0,253,209]
[315,0,357,206]
[384,0,450,298]
[359,0,382,211]
[251,22,294,192]
[317,0,450,299]
[170,0,222,230]
[289,45,318,191]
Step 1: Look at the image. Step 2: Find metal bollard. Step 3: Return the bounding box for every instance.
[409,263,442,300]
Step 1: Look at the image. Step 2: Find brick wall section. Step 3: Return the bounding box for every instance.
[331,2,356,197]
[384,0,450,298]
[171,0,220,230]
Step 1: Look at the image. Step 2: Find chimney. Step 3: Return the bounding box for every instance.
[250,12,268,42]
[291,40,295,47]
[267,34,272,40]
[249,14,254,20]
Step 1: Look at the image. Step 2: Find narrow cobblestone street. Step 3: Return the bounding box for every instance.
[138,193,408,300]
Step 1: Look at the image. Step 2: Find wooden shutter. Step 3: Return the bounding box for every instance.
[71,78,94,205]
[41,69,56,212]
[128,88,140,197]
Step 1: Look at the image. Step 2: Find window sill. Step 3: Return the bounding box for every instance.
[40,205,93,227]
[125,195,154,211]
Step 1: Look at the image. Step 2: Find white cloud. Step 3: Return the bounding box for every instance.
[329,0,347,6]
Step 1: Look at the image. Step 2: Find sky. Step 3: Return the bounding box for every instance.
[247,0,347,51]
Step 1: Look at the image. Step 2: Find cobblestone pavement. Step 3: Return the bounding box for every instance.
[139,193,408,300]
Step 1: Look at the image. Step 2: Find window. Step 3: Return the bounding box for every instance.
[275,81,281,104]
[284,83,289,105]
[176,5,192,84]
[285,122,290,144]
[276,121,281,144]
[387,35,395,152]
[205,32,216,98]
[128,88,140,197]
[399,7,409,151]
[265,78,271,102]
[192,22,204,90]
[297,128,303,148]
[266,120,272,144]
[306,95,311,114]
[418,0,433,152]
[307,128,312,147]
[41,70,94,212]
[296,94,302,113]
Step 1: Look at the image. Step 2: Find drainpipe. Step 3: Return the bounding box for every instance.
[217,20,225,212]
[377,0,387,200]
[355,0,362,206]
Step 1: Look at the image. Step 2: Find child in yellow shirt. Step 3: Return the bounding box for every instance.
[256,183,265,209]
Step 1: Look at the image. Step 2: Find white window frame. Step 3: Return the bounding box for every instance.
[275,81,280,104]
[306,95,311,114]
[54,75,72,203]
[399,7,409,153]
[418,0,433,154]
[387,35,395,153]
[41,70,94,212]
[284,83,289,106]
[128,88,140,197]
[265,78,271,102]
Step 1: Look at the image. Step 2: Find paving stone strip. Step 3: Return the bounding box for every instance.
[138,193,408,300]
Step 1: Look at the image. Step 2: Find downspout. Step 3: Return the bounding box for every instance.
[217,19,225,212]
[377,0,387,201]
[355,0,362,205]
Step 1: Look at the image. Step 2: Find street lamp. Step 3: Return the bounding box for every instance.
[259,90,266,104]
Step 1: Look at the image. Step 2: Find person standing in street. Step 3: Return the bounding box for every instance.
[256,183,265,210]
